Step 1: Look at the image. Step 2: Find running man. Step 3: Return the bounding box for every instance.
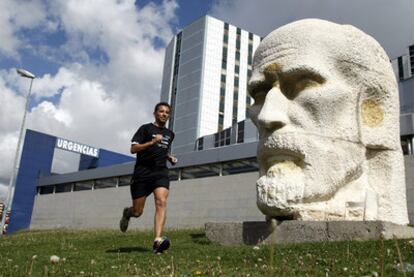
[120,102,177,254]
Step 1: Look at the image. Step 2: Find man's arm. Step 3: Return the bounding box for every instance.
[130,134,162,154]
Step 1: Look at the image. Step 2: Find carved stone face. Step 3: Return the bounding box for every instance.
[248,21,367,218]
[248,19,408,224]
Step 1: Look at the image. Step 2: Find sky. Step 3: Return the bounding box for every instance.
[0,0,413,201]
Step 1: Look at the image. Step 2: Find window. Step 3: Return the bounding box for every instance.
[398,57,404,80]
[215,128,232,147]
[118,175,132,187]
[237,121,245,143]
[39,185,54,195]
[218,115,224,130]
[74,181,93,191]
[169,169,180,181]
[222,158,259,175]
[248,43,253,66]
[197,137,204,151]
[220,130,226,146]
[410,45,414,75]
[219,26,230,132]
[225,128,231,145]
[95,177,117,189]
[233,74,240,124]
[233,108,238,119]
[219,102,224,112]
[222,46,228,58]
[181,164,220,179]
[169,32,182,131]
[55,183,72,193]
[214,133,220,147]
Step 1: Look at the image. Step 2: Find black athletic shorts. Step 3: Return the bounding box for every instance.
[130,165,169,199]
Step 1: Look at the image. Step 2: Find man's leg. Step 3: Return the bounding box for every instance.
[120,196,146,232]
[131,196,146,217]
[153,187,169,239]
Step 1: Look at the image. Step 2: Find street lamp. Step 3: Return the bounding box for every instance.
[0,68,36,236]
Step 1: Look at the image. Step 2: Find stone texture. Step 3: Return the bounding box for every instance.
[205,221,414,246]
[249,19,408,224]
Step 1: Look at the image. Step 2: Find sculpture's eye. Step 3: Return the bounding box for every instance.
[280,72,325,99]
[293,77,319,93]
[249,81,273,105]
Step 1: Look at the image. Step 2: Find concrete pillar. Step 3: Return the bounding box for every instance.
[411,137,414,155]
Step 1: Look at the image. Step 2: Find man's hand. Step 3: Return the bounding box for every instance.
[130,134,163,154]
[168,155,178,165]
[152,134,163,144]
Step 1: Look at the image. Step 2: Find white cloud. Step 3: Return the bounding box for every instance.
[0,0,179,188]
[0,132,18,184]
[0,183,7,202]
[31,67,77,99]
[0,76,25,133]
[0,0,48,57]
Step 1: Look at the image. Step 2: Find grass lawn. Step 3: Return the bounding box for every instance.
[0,228,414,276]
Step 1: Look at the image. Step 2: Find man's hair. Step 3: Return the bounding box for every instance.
[154,102,171,113]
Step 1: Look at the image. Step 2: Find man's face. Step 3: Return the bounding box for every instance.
[248,36,366,217]
[154,105,170,125]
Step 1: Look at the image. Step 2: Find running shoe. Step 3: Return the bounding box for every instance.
[153,237,171,253]
[119,207,130,232]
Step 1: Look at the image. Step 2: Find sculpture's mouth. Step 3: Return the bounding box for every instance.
[260,150,305,176]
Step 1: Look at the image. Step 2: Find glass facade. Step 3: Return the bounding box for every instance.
[246,32,254,115]
[218,22,229,131]
[118,175,132,187]
[410,45,414,75]
[74,181,94,191]
[398,56,405,80]
[160,16,262,154]
[237,121,245,144]
[55,183,73,193]
[37,157,259,194]
[168,32,182,130]
[95,177,118,189]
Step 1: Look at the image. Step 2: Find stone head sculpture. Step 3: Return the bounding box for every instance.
[248,19,408,224]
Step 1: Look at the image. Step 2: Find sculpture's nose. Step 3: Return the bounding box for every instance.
[257,88,289,130]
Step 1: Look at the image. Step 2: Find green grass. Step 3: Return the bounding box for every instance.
[1,229,414,276]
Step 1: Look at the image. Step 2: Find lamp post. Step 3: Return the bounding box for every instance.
[0,68,36,236]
